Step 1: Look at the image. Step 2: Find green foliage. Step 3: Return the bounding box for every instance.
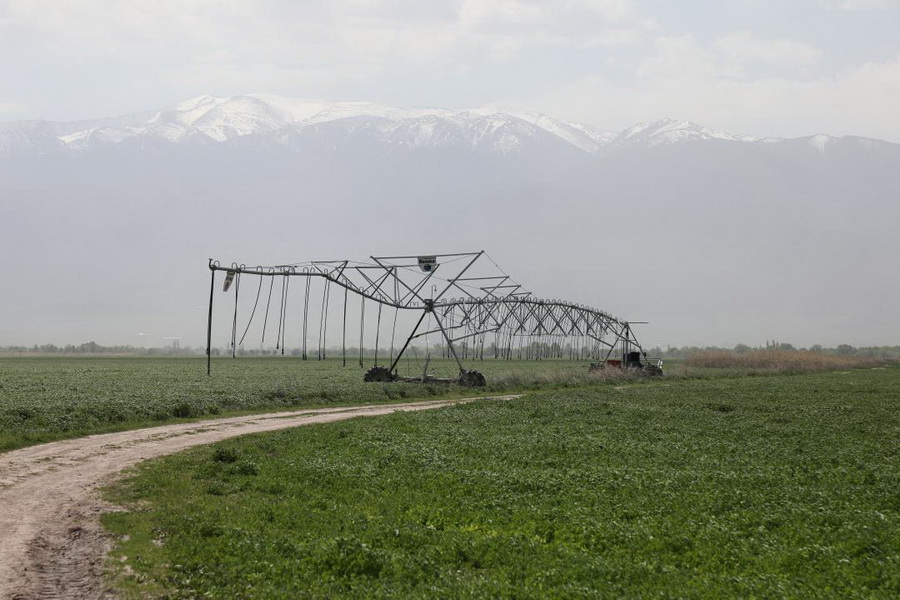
[104,367,900,598]
[0,356,631,451]
[0,356,397,450]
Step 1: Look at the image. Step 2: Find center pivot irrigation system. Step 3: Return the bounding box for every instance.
[206,251,662,385]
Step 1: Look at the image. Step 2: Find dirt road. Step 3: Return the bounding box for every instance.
[0,396,518,600]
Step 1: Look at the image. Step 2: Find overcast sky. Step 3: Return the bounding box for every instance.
[2,0,900,140]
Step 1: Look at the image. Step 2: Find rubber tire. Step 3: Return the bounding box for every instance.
[458,369,486,387]
[364,366,395,383]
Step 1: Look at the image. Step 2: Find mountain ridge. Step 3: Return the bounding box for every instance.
[1,94,892,157]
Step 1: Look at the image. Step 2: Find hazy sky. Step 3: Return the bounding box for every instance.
[2,0,900,140]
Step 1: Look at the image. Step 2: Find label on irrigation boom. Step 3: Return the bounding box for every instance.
[223,270,236,292]
[417,256,437,272]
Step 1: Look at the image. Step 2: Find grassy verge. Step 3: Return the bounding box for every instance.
[104,366,900,598]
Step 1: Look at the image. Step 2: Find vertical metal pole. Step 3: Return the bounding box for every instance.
[276,275,285,352]
[389,306,398,366]
[206,266,215,376]
[374,302,382,365]
[302,277,311,360]
[231,273,240,358]
[281,276,289,355]
[342,286,348,367]
[319,279,330,360]
[359,298,365,367]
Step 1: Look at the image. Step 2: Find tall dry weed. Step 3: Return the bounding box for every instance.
[488,364,645,388]
[685,349,881,372]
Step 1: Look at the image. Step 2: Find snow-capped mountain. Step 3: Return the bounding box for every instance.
[0,95,618,156]
[8,94,889,159]
[614,118,756,146]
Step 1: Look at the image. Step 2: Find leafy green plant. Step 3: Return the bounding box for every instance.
[104,366,900,598]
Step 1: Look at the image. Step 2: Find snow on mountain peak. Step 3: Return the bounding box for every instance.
[150,95,226,126]
[245,95,331,122]
[8,94,881,157]
[174,94,225,112]
[69,94,613,153]
[141,95,293,142]
[191,96,293,141]
[808,133,841,153]
[617,118,746,146]
[502,111,617,152]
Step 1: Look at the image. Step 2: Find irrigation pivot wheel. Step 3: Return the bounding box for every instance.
[364,366,396,383]
[458,369,486,387]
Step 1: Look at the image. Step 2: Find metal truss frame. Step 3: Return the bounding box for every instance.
[206,251,649,379]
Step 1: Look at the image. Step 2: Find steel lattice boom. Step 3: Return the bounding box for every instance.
[206,251,657,384]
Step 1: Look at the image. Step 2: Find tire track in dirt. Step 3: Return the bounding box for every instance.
[0,395,520,600]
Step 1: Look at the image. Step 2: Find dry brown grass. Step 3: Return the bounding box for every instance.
[684,349,882,372]
[488,363,647,389]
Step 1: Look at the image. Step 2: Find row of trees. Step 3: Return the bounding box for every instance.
[646,344,900,359]
[0,342,201,356]
[3,342,899,359]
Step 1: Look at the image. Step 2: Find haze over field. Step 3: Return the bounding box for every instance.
[1,1,898,350]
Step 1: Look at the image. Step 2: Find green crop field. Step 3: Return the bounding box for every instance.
[0,355,642,451]
[104,366,900,598]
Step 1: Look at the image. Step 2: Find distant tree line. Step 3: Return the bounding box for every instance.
[646,343,900,359]
[3,341,899,359]
[0,342,202,356]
